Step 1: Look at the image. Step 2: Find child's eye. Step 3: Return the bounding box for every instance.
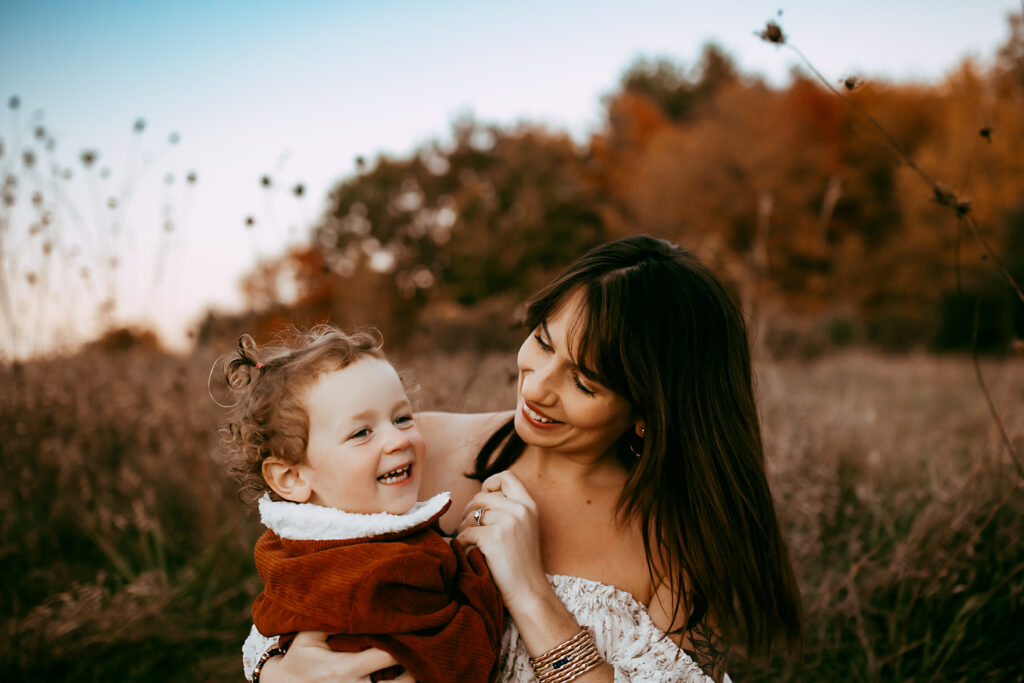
[394,415,414,427]
[534,333,553,351]
[349,428,371,440]
[573,375,596,396]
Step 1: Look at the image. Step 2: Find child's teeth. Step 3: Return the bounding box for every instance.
[379,465,410,483]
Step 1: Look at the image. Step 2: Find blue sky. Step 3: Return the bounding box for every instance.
[1,0,1020,353]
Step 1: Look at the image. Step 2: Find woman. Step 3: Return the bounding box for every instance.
[250,235,802,682]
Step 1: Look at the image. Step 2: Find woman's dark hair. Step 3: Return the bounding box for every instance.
[473,235,802,658]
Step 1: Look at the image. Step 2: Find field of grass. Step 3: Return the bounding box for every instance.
[1,345,1022,681]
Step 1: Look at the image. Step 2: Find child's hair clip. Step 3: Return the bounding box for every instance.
[255,362,264,370]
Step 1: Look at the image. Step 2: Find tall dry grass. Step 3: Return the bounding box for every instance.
[0,344,259,681]
[1,345,1021,681]
[747,352,1024,681]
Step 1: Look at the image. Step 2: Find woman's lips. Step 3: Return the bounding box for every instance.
[521,400,562,428]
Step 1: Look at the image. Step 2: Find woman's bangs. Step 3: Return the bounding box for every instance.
[564,302,601,383]
[575,283,631,397]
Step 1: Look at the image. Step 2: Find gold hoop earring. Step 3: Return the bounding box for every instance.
[629,424,646,458]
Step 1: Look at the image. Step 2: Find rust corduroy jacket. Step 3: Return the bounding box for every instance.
[252,492,504,683]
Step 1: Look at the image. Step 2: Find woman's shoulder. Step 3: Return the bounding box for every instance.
[416,411,513,489]
[416,411,513,453]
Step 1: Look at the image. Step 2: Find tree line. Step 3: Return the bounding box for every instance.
[211,16,1024,355]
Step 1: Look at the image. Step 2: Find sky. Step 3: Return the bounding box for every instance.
[1,0,1020,355]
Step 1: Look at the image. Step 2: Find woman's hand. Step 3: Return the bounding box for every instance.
[259,632,415,683]
[456,471,549,606]
[457,472,610,674]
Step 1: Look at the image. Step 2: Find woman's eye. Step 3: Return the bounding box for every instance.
[534,334,553,351]
[573,375,596,396]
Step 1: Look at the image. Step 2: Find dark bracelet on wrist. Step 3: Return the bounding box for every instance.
[251,644,288,683]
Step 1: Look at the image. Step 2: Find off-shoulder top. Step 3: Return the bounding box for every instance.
[499,574,718,682]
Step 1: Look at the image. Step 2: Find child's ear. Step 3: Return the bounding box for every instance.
[262,457,313,503]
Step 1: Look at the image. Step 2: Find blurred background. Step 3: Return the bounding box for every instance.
[2,1,1022,680]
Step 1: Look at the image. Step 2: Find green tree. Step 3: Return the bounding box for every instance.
[291,118,606,343]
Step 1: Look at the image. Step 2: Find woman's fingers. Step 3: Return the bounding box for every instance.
[463,490,514,515]
[265,633,403,683]
[455,521,491,548]
[458,492,518,532]
[346,647,403,676]
[482,470,528,498]
[289,630,332,650]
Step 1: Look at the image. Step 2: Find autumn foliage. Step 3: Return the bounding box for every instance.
[230,27,1024,356]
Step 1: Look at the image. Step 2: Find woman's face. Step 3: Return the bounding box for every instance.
[514,290,636,458]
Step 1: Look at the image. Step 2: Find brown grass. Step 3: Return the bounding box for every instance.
[1,346,1021,681]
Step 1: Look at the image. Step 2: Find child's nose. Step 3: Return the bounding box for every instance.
[382,426,412,453]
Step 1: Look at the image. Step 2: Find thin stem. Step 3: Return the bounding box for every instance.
[785,43,940,190]
[785,40,1024,304]
[770,28,1023,478]
[963,215,1024,304]
[971,304,1023,476]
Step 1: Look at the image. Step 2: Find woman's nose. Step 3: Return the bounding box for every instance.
[521,358,557,403]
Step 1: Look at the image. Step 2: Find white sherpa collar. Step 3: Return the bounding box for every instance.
[258,492,451,541]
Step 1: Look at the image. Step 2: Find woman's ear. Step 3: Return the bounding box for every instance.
[262,457,314,503]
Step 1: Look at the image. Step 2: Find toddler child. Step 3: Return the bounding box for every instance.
[218,327,504,683]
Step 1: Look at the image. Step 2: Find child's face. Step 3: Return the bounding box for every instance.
[301,357,423,515]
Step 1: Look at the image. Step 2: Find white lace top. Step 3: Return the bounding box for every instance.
[499,574,718,683]
[243,572,723,682]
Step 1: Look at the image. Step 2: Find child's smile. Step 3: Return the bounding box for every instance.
[377,463,413,485]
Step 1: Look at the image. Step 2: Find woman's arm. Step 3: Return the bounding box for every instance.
[458,472,720,682]
[457,472,615,683]
[254,631,414,683]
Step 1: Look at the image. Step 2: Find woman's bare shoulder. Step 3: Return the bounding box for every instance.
[417,410,513,443]
[416,411,514,489]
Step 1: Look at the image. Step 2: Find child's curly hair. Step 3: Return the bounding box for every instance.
[216,325,384,502]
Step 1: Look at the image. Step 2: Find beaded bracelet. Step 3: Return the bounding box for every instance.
[529,627,603,683]
[251,644,288,683]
